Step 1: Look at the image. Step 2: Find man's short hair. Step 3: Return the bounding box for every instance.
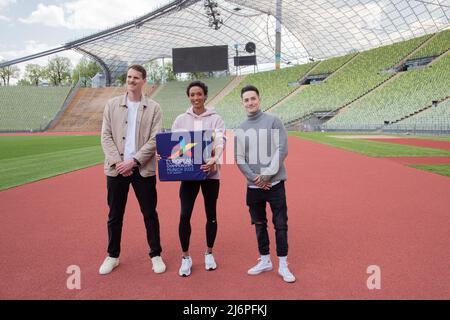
[241,85,260,98]
[128,64,147,79]
[186,80,208,97]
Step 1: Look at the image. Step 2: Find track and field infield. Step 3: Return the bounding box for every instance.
[0,135,103,191]
[1,136,449,299]
[291,132,450,177]
[364,138,450,151]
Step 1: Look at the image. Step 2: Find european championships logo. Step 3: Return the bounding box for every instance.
[169,137,197,165]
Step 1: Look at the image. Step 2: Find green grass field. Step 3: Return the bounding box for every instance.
[289,132,450,157]
[410,164,450,177]
[290,132,450,177]
[0,135,103,191]
[1,132,449,191]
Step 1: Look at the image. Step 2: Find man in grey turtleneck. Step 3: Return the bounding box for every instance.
[234,85,296,283]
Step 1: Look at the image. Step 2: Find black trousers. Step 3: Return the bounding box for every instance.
[179,179,220,252]
[246,181,288,257]
[106,172,162,258]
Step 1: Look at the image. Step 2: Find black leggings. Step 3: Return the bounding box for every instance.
[179,179,220,252]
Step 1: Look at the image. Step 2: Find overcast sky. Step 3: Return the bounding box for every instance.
[0,0,169,79]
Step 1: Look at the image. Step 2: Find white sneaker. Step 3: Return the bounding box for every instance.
[247,258,273,275]
[179,256,192,277]
[278,265,296,283]
[99,256,119,275]
[151,256,166,274]
[205,253,217,271]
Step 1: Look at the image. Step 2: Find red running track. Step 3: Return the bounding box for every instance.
[383,157,450,165]
[365,138,450,151]
[1,137,449,299]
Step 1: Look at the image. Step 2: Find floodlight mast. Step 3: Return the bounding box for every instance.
[204,0,223,30]
[275,0,282,70]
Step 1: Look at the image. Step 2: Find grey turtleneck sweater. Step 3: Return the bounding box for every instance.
[234,110,288,187]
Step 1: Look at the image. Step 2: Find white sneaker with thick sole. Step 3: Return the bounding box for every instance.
[99,256,119,275]
[247,258,273,275]
[179,256,192,277]
[205,253,217,271]
[278,265,296,283]
[151,256,166,274]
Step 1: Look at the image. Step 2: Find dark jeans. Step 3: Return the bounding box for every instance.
[106,172,162,258]
[179,179,220,252]
[246,181,288,257]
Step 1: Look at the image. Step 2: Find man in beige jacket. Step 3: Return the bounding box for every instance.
[99,64,166,275]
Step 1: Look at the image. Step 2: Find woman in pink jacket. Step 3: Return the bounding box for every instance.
[171,81,226,277]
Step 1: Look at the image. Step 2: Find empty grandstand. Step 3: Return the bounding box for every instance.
[323,50,450,132]
[385,98,450,134]
[49,84,158,132]
[0,86,72,132]
[408,29,450,60]
[214,62,317,128]
[49,87,126,132]
[268,34,431,125]
[1,0,449,135]
[152,77,232,129]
